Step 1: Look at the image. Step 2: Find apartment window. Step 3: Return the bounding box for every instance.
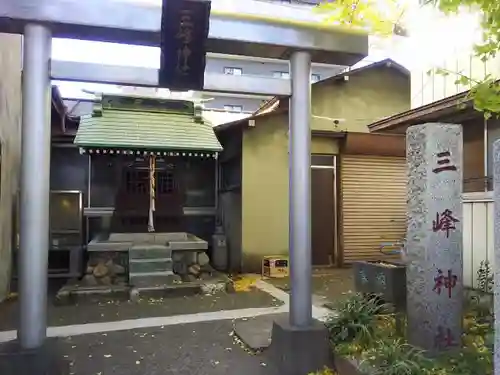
[273,71,290,79]
[223,67,242,76]
[273,71,321,82]
[223,105,243,112]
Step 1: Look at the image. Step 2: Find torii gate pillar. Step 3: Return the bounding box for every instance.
[18,23,52,350]
[268,50,331,375]
[0,23,61,375]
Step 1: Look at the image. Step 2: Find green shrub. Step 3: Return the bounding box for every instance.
[360,338,432,375]
[325,293,389,348]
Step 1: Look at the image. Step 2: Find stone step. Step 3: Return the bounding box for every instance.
[129,258,173,274]
[129,245,172,260]
[129,271,180,288]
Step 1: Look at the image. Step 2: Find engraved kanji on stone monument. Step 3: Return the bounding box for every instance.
[432,151,457,174]
[376,272,386,289]
[358,268,368,285]
[434,326,456,349]
[406,123,463,353]
[432,269,458,298]
[432,209,459,238]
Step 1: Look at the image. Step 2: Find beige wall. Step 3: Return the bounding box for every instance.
[0,33,22,300]
[239,66,410,271]
[311,67,410,133]
[241,113,339,271]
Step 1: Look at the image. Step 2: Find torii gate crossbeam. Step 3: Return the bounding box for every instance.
[50,60,292,96]
[0,0,367,64]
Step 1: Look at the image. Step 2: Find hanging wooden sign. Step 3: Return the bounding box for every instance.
[159,0,211,91]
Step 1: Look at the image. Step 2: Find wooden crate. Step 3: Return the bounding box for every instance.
[262,256,289,278]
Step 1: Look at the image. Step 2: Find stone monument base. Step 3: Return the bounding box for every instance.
[269,316,332,375]
[0,339,69,375]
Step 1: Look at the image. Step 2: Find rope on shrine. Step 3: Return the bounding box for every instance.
[148,155,156,232]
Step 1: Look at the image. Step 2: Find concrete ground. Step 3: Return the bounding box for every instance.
[60,320,280,375]
[0,289,282,331]
[266,267,354,306]
[0,274,342,374]
[0,320,279,375]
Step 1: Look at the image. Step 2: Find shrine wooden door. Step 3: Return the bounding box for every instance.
[111,158,183,233]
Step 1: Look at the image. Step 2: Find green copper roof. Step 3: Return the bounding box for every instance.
[74,94,223,153]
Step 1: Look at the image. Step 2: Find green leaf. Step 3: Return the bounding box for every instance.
[317,0,406,36]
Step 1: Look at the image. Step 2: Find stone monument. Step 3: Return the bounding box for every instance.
[493,139,500,375]
[406,123,463,352]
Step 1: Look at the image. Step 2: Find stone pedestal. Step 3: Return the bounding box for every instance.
[269,316,332,375]
[406,123,463,353]
[0,339,69,375]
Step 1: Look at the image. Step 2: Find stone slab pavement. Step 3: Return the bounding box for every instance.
[60,319,280,375]
[233,313,286,351]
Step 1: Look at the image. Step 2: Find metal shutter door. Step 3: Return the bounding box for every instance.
[341,155,406,263]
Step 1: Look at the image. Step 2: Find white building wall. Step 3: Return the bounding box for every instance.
[462,193,495,289]
[406,5,490,108]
